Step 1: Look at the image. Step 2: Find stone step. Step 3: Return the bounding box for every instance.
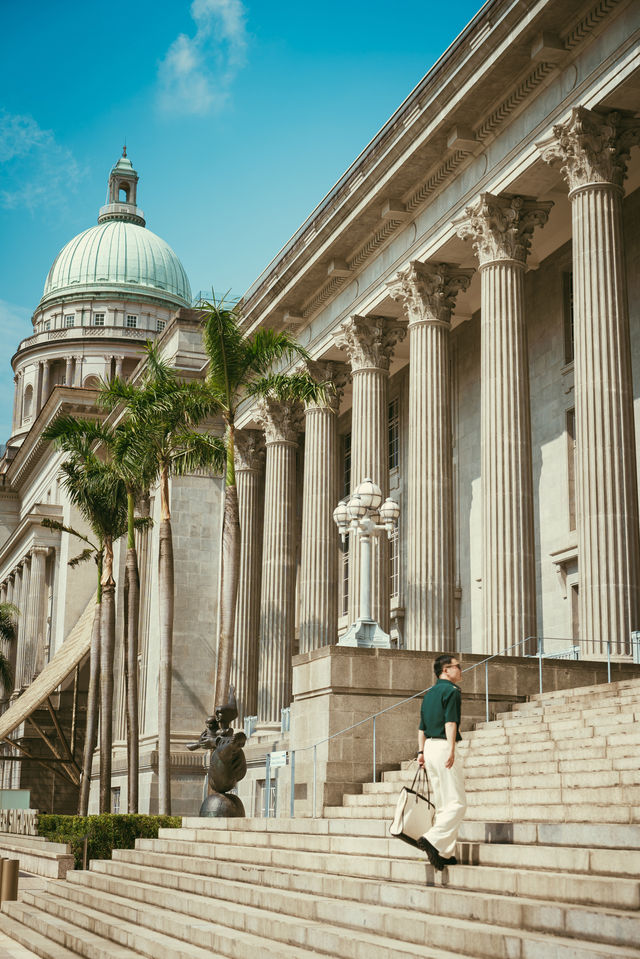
[345,783,640,808]
[23,881,468,959]
[16,889,315,959]
[372,767,640,794]
[528,678,640,703]
[474,706,640,732]
[131,833,640,911]
[496,691,640,720]
[82,854,640,951]
[37,864,640,959]
[324,800,640,823]
[0,911,80,959]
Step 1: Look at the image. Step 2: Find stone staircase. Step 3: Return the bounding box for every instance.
[1,676,640,958]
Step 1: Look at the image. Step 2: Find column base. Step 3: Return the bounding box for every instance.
[338,619,391,649]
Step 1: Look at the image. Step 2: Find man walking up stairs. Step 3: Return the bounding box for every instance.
[1,676,640,958]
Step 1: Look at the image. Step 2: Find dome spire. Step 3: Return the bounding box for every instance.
[98,149,145,227]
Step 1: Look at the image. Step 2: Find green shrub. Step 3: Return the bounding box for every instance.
[37,813,182,869]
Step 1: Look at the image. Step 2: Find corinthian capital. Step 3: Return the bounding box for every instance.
[255,396,303,445]
[537,107,640,193]
[333,315,407,372]
[301,360,350,413]
[455,194,553,267]
[387,261,474,326]
[234,430,265,472]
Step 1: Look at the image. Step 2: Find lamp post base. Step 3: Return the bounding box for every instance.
[338,618,391,648]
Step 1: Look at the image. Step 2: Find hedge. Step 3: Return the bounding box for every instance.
[37,813,182,868]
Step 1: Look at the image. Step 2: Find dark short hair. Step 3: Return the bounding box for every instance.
[434,654,457,678]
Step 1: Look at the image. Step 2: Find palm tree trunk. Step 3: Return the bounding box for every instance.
[99,535,116,814]
[79,601,101,815]
[215,482,240,708]
[125,545,140,812]
[158,465,174,815]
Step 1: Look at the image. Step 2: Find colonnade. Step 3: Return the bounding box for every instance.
[0,546,51,698]
[230,105,640,726]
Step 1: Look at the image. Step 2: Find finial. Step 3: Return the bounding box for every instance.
[122,142,127,157]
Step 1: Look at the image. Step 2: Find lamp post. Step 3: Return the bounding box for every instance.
[333,478,400,648]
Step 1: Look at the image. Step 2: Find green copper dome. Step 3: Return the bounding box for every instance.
[41,221,192,308]
[39,151,191,309]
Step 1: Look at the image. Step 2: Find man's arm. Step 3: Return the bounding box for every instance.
[417,728,426,766]
[444,721,457,768]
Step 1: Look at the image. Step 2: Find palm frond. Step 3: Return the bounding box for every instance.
[246,370,328,406]
[68,548,95,568]
[0,603,19,645]
[244,329,310,378]
[43,415,113,451]
[0,653,12,691]
[133,515,154,531]
[41,518,98,551]
[200,295,247,408]
[169,431,227,477]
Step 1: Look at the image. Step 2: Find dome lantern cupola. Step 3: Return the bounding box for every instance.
[98,146,146,227]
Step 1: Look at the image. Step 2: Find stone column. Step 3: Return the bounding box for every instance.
[33,363,43,416]
[73,356,83,387]
[65,357,73,387]
[40,360,51,409]
[232,430,265,723]
[333,316,406,632]
[115,355,124,378]
[388,262,473,650]
[25,547,48,679]
[456,194,551,655]
[539,108,640,654]
[255,398,301,725]
[11,375,19,432]
[299,363,348,653]
[13,560,29,691]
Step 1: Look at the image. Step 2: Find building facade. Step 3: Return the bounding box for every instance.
[0,0,639,816]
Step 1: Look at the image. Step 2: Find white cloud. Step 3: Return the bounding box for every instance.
[158,0,248,115]
[0,111,82,212]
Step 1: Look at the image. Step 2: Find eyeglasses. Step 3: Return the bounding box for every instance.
[444,663,461,670]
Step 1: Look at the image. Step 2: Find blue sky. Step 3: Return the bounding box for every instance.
[0,0,482,440]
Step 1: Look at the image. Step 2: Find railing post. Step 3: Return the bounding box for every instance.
[290,750,295,818]
[372,715,376,784]
[537,636,543,696]
[313,745,317,819]
[264,753,271,819]
[607,640,611,683]
[485,660,489,723]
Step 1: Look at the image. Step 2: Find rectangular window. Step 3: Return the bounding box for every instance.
[389,526,399,601]
[93,313,105,326]
[563,272,574,364]
[126,314,138,328]
[388,397,399,471]
[64,314,75,328]
[111,787,120,814]
[44,320,51,331]
[567,408,576,532]
[156,319,166,332]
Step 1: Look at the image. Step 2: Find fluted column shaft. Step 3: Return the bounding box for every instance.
[40,360,50,410]
[299,384,342,652]
[539,107,640,653]
[11,376,19,432]
[27,547,48,679]
[232,431,265,722]
[389,262,473,650]
[256,401,299,724]
[571,184,640,652]
[65,357,73,386]
[456,194,551,654]
[334,317,406,633]
[14,561,29,690]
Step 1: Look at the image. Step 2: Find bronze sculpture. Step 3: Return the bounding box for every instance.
[188,691,247,817]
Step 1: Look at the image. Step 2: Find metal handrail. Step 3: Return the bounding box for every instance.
[272,633,623,818]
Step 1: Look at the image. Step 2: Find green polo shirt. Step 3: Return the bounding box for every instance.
[419,678,462,741]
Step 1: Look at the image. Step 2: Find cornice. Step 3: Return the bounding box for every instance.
[240,0,626,333]
[6,388,102,490]
[0,505,62,579]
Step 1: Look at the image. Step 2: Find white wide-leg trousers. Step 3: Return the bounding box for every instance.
[422,738,467,858]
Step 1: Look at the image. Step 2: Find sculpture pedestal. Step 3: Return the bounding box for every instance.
[338,618,391,648]
[199,791,245,817]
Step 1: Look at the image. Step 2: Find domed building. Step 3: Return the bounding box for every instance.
[7,150,192,451]
[0,154,221,817]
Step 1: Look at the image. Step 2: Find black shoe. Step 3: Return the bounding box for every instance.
[416,836,445,871]
[440,855,457,867]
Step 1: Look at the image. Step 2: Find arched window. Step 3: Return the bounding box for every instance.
[118,183,130,203]
[83,375,100,390]
[23,384,33,419]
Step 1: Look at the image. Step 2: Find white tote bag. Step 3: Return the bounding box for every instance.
[389,764,435,847]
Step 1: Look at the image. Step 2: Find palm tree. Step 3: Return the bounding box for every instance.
[199,294,326,711]
[42,516,103,816]
[101,345,225,814]
[43,419,129,813]
[0,603,18,694]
